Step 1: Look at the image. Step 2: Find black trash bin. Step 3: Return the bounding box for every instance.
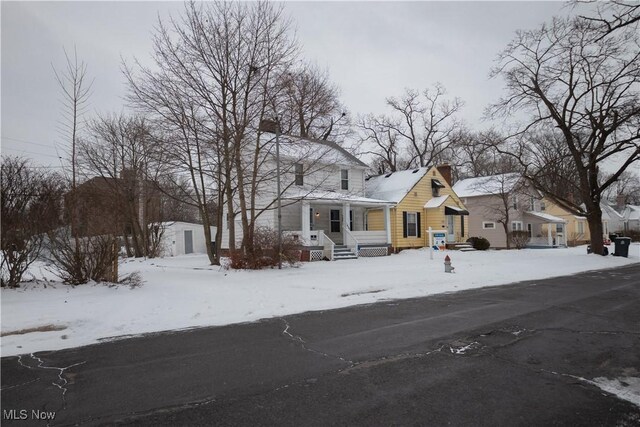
[613,237,631,257]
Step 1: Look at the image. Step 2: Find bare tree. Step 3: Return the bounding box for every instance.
[277,62,349,141]
[489,15,640,255]
[1,158,65,287]
[574,1,640,38]
[358,84,463,173]
[79,113,166,257]
[357,114,410,173]
[125,1,299,263]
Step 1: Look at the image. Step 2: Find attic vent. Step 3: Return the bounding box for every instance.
[412,169,419,173]
[385,173,393,178]
[365,176,371,181]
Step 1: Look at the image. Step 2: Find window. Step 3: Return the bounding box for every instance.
[431,178,444,197]
[295,163,303,186]
[511,221,523,231]
[341,170,349,190]
[577,222,584,234]
[540,201,546,211]
[527,223,532,237]
[330,209,340,233]
[512,195,519,210]
[482,222,496,229]
[406,213,418,237]
[530,197,535,211]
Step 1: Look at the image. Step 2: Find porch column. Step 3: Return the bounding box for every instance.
[384,205,392,244]
[547,222,553,246]
[342,202,350,243]
[301,201,311,245]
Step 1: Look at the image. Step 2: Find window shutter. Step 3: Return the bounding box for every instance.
[417,212,421,238]
[402,211,408,238]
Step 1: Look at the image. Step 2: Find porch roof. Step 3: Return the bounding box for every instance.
[524,211,566,223]
[283,188,392,206]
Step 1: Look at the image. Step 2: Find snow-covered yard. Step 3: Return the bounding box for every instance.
[2,244,638,357]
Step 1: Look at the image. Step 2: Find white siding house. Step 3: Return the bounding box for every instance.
[220,134,393,260]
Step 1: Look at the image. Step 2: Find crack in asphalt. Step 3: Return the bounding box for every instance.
[0,377,41,391]
[280,319,353,364]
[17,353,86,409]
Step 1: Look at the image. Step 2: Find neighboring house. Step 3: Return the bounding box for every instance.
[621,205,640,233]
[66,173,161,238]
[453,174,566,248]
[601,203,625,236]
[542,200,625,245]
[161,222,217,256]
[220,134,393,260]
[364,164,468,251]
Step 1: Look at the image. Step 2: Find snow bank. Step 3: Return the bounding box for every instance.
[2,244,638,357]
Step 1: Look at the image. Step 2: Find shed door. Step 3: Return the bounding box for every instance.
[184,230,194,254]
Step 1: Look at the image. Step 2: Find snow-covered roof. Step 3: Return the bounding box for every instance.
[524,211,566,223]
[625,205,640,221]
[452,173,521,198]
[600,203,623,221]
[283,188,392,206]
[424,195,449,208]
[262,133,367,168]
[365,167,430,203]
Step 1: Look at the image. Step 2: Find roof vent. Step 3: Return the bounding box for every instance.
[385,173,393,178]
[412,169,419,173]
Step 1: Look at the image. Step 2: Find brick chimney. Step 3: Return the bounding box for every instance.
[616,194,626,211]
[436,163,452,186]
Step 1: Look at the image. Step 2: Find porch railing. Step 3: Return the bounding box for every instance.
[344,226,359,258]
[323,234,335,261]
[350,230,387,245]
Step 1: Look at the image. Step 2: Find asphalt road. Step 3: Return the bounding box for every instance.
[2,264,640,426]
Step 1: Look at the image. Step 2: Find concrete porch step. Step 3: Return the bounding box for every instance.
[333,245,357,260]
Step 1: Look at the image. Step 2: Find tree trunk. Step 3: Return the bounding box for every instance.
[503,223,511,249]
[586,205,605,255]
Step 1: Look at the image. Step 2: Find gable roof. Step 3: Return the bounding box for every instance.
[625,205,640,221]
[364,167,430,203]
[262,133,368,168]
[452,173,521,198]
[600,203,624,221]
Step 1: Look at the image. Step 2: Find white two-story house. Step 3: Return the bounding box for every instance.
[221,134,393,260]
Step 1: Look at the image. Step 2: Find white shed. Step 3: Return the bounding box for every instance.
[161,222,217,256]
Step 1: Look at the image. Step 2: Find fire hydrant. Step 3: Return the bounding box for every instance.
[444,254,455,273]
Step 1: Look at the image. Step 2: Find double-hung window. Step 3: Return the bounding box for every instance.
[295,163,304,186]
[341,169,349,190]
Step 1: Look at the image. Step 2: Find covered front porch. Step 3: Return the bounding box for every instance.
[282,191,393,260]
[524,211,568,248]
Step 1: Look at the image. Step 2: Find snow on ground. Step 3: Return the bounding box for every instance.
[1,244,639,357]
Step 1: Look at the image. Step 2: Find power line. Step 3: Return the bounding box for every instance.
[1,135,60,149]
[1,146,64,159]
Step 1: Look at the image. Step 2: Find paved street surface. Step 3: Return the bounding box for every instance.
[2,264,640,426]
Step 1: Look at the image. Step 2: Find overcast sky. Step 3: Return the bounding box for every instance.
[2,1,574,169]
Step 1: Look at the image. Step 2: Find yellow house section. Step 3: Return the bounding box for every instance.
[367,166,468,250]
[541,198,590,245]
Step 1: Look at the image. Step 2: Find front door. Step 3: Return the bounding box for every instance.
[184,230,194,254]
[447,215,455,242]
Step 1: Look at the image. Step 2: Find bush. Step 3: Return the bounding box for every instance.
[466,236,491,250]
[44,228,120,285]
[509,231,530,249]
[229,226,300,269]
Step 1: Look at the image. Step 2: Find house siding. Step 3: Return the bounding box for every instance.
[369,167,468,250]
